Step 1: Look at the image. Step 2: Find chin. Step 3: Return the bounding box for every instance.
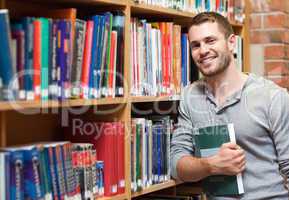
[199,65,218,77]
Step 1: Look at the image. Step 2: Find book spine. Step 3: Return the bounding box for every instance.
[71,19,86,98]
[0,10,14,100]
[40,18,50,100]
[49,20,58,100]
[33,19,41,100]
[112,14,125,97]
[23,148,44,200]
[9,150,24,200]
[22,17,35,100]
[80,20,93,99]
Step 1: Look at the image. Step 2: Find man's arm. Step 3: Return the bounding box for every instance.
[176,142,246,182]
[171,88,245,181]
[269,88,289,180]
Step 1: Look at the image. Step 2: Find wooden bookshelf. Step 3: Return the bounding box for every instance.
[131,180,179,198]
[98,193,128,200]
[0,0,250,199]
[130,2,194,19]
[131,95,180,103]
[0,97,127,111]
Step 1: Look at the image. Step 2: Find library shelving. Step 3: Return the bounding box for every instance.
[0,0,250,199]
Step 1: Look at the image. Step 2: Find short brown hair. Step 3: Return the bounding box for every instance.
[190,12,234,38]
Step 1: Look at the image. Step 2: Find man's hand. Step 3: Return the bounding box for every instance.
[207,142,246,176]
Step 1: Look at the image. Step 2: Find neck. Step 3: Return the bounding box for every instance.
[204,61,248,102]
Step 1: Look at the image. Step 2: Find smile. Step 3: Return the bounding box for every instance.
[199,56,217,64]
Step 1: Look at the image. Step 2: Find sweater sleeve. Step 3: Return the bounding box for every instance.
[269,88,289,182]
[170,89,195,180]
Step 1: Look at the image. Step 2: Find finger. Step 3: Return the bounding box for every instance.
[236,149,245,156]
[235,154,246,165]
[237,159,246,171]
[222,142,238,149]
[238,163,246,173]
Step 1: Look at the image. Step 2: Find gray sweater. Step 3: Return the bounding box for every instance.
[171,74,289,200]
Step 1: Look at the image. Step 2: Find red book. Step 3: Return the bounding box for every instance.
[93,122,118,197]
[108,31,117,97]
[166,22,173,95]
[159,22,167,95]
[116,122,125,194]
[81,20,93,99]
[33,19,41,100]
[216,0,220,12]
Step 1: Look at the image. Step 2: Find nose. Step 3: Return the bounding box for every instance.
[199,42,209,56]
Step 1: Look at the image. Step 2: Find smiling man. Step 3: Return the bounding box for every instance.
[170,12,289,200]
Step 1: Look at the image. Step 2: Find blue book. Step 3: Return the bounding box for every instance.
[37,145,53,200]
[95,15,105,98]
[56,20,64,101]
[45,144,59,200]
[89,15,100,98]
[52,144,67,200]
[156,124,162,183]
[21,17,35,100]
[49,20,58,100]
[21,146,44,200]
[1,148,25,200]
[152,124,158,184]
[96,161,104,196]
[205,0,210,11]
[57,20,71,100]
[181,34,188,87]
[0,10,15,101]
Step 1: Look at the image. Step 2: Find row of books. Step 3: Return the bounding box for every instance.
[130,19,190,96]
[0,9,125,101]
[133,0,244,23]
[67,121,125,197]
[131,116,173,192]
[0,142,105,200]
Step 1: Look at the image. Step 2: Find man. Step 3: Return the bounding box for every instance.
[170,12,289,200]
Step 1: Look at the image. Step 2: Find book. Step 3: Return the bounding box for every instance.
[0,9,15,101]
[194,123,244,196]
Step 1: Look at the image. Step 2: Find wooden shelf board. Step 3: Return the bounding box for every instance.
[130,2,193,19]
[131,95,180,103]
[9,0,128,6]
[131,180,178,198]
[230,21,243,28]
[131,2,244,28]
[97,193,128,200]
[0,97,127,111]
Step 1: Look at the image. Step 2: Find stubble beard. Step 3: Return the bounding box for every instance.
[198,51,231,78]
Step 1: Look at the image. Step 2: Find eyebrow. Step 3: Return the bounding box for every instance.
[190,35,217,43]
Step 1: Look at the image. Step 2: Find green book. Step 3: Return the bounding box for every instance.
[194,123,244,196]
[39,17,50,100]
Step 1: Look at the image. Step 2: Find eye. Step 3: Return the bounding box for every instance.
[205,38,216,44]
[190,42,200,50]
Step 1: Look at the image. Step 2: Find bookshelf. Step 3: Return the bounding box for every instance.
[0,0,250,199]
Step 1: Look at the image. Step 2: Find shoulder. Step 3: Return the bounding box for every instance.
[244,73,287,100]
[180,80,206,103]
[182,79,206,96]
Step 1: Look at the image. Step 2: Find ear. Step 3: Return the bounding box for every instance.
[227,34,236,52]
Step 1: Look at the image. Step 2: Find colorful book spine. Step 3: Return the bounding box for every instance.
[0,10,14,101]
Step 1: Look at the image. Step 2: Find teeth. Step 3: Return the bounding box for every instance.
[200,57,214,64]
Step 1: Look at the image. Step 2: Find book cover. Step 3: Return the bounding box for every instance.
[194,123,244,196]
[21,17,35,100]
[0,10,15,101]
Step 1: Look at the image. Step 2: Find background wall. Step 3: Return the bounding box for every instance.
[249,0,289,90]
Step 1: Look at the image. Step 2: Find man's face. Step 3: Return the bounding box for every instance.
[188,22,234,77]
